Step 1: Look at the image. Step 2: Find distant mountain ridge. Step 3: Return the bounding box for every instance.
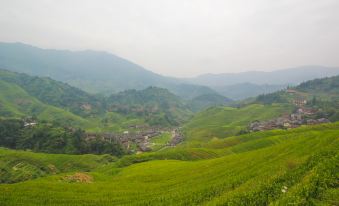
[2,42,338,101]
[0,42,216,99]
[185,66,339,100]
[188,66,339,86]
[214,83,287,100]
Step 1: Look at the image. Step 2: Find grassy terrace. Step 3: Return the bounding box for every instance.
[149,132,172,151]
[183,103,294,146]
[0,122,338,205]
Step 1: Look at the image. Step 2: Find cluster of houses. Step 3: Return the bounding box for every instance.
[84,126,164,152]
[84,125,185,153]
[123,128,161,152]
[249,107,330,132]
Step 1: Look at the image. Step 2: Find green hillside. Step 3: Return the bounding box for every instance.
[0,70,194,128]
[0,80,89,127]
[0,123,337,205]
[0,68,338,205]
[0,119,125,157]
[0,42,218,99]
[214,82,286,100]
[256,75,339,103]
[183,103,293,145]
[255,75,339,121]
[0,69,104,116]
[296,75,339,101]
[188,93,233,112]
[107,87,193,126]
[0,147,115,183]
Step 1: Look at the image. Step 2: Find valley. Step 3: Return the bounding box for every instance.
[0,45,338,205]
[1,0,339,204]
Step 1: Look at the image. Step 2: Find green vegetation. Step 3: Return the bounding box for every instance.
[188,93,232,112]
[0,123,337,205]
[0,42,218,99]
[256,75,339,121]
[297,75,339,100]
[0,147,115,183]
[0,119,125,156]
[0,65,338,205]
[183,103,293,145]
[107,87,193,126]
[149,132,172,151]
[0,80,90,127]
[0,70,194,129]
[0,69,104,117]
[256,75,339,104]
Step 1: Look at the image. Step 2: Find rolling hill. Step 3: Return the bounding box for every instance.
[107,87,193,126]
[0,48,338,205]
[215,83,287,100]
[188,93,233,112]
[0,69,104,117]
[0,79,89,127]
[256,75,339,103]
[188,66,339,87]
[0,42,217,99]
[183,103,294,146]
[255,75,339,121]
[186,66,339,100]
[0,69,196,128]
[296,75,339,101]
[0,122,337,205]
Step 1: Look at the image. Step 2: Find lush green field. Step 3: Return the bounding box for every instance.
[183,103,294,146]
[0,72,338,205]
[149,132,172,151]
[0,123,338,205]
[0,148,116,183]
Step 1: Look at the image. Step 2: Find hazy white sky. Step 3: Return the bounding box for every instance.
[0,0,338,77]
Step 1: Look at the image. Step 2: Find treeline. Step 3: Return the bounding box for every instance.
[0,119,125,156]
[107,87,192,126]
[0,69,191,127]
[0,69,105,117]
[256,91,288,105]
[297,75,339,92]
[307,99,339,122]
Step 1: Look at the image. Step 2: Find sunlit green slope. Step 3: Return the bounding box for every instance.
[0,148,114,183]
[0,80,89,127]
[183,103,293,146]
[0,123,337,205]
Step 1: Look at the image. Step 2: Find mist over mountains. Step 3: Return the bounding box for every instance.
[187,66,339,86]
[1,42,338,100]
[0,42,215,99]
[186,66,339,99]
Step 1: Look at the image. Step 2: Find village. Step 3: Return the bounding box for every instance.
[84,126,184,153]
[21,115,184,153]
[249,100,330,132]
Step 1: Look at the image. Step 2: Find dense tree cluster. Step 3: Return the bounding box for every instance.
[0,119,125,156]
[0,69,192,127]
[107,87,192,126]
[297,76,339,92]
[256,91,288,105]
[0,70,105,117]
